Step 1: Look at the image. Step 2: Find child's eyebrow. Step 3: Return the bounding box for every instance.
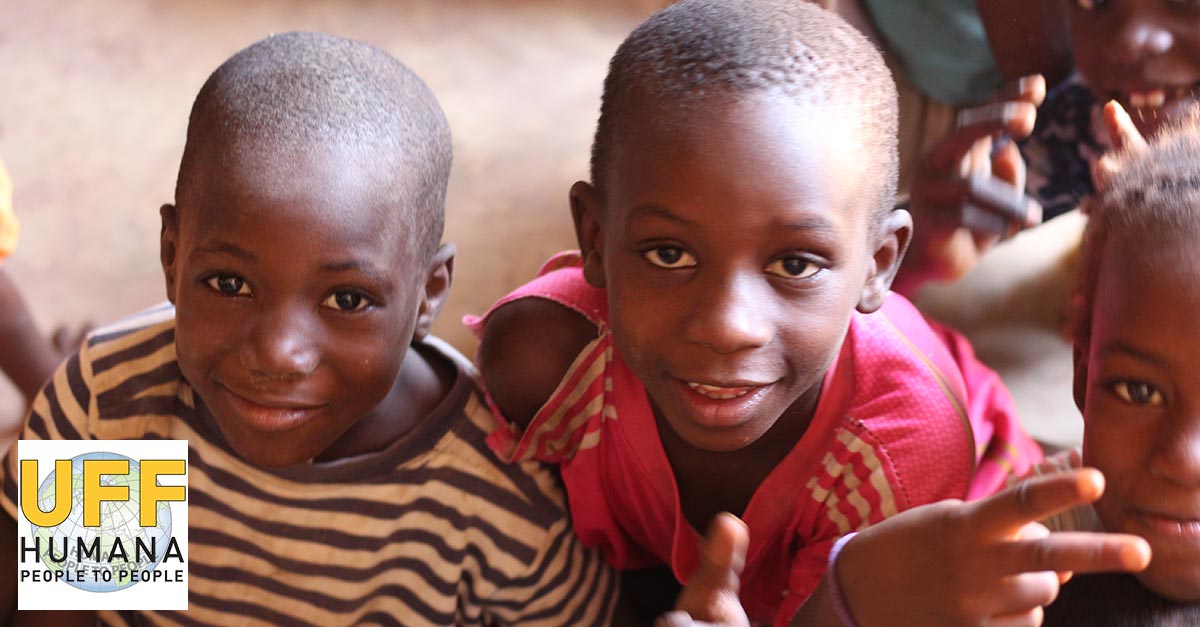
[627,205,837,234]
[628,204,697,226]
[194,240,256,261]
[1099,341,1166,368]
[770,216,837,233]
[319,260,390,281]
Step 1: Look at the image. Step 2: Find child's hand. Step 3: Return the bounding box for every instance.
[1091,100,1149,196]
[836,468,1150,627]
[899,75,1046,293]
[656,513,750,627]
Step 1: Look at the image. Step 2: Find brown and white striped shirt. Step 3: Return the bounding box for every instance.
[2,304,618,626]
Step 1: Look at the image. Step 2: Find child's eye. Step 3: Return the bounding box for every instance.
[321,290,372,312]
[1112,380,1165,406]
[643,246,697,269]
[205,274,251,297]
[765,257,821,279]
[1075,0,1107,9]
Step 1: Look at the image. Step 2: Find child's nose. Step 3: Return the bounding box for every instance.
[1110,13,1174,65]
[1148,416,1200,488]
[682,274,772,354]
[241,306,319,379]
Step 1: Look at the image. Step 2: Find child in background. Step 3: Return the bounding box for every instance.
[1024,0,1200,221]
[0,32,618,627]
[0,160,70,428]
[1031,103,1200,625]
[471,1,1080,624]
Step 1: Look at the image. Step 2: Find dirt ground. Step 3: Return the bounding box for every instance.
[0,0,664,423]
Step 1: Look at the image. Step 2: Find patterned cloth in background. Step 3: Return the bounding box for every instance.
[1021,74,1109,221]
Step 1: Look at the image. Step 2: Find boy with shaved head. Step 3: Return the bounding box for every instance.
[0,32,617,627]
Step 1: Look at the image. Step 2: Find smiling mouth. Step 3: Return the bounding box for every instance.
[219,384,326,432]
[685,381,767,400]
[1137,509,1200,542]
[1116,85,1200,120]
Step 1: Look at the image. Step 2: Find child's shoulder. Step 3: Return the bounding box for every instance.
[477,296,599,430]
[472,253,604,430]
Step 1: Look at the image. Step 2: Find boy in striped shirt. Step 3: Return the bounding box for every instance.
[0,32,617,627]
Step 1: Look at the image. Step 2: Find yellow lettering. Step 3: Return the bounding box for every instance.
[139,460,186,527]
[20,460,72,527]
[83,459,129,526]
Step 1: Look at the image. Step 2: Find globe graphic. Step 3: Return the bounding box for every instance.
[31,452,173,592]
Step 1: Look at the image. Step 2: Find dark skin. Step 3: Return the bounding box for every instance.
[1066,0,1200,139]
[0,138,456,625]
[480,92,910,620]
[161,140,455,469]
[0,269,62,407]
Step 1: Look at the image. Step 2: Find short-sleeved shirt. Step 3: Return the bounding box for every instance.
[468,252,1041,627]
[1,303,618,627]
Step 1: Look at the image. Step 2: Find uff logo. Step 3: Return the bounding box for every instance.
[16,440,189,611]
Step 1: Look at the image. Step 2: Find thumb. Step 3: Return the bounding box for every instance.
[674,512,750,624]
[1103,100,1148,155]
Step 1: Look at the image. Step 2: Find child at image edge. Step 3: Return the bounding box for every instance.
[1034,103,1200,625]
[0,32,618,627]
[471,2,1046,625]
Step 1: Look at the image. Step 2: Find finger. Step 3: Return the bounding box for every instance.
[1103,100,1149,155]
[999,531,1151,576]
[991,139,1026,192]
[691,513,747,594]
[930,102,1038,171]
[987,607,1042,627]
[965,175,1041,232]
[985,571,1060,616]
[991,74,1047,108]
[967,468,1106,536]
[1011,524,1075,585]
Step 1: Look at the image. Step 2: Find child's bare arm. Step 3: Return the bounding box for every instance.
[0,268,61,404]
[478,298,598,429]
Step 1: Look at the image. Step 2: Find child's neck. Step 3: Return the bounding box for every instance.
[657,386,820,533]
[314,341,456,463]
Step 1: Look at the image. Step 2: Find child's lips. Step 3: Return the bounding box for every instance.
[218,383,326,433]
[1135,508,1200,543]
[685,380,765,400]
[1115,83,1199,113]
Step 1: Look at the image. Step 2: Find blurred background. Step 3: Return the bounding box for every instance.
[0,0,666,423]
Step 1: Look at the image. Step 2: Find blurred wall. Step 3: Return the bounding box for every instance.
[0,0,662,418]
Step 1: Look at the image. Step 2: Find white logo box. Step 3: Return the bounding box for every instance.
[16,439,188,611]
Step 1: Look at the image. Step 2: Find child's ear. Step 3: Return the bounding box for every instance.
[1073,341,1089,413]
[857,208,913,313]
[569,181,606,288]
[160,204,180,304]
[413,242,455,342]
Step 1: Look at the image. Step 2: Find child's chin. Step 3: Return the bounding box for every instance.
[1136,557,1200,603]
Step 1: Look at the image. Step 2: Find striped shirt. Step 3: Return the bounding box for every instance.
[2,304,618,627]
[468,252,1042,627]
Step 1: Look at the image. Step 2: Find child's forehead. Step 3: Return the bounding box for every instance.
[608,93,876,214]
[180,138,417,236]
